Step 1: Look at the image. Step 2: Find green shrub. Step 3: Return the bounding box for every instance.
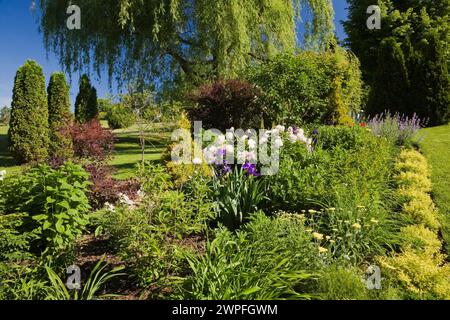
[0,213,34,262]
[9,60,49,163]
[378,250,450,300]
[310,192,397,265]
[315,265,368,300]
[315,125,368,150]
[0,106,10,125]
[267,126,394,212]
[106,104,135,129]
[174,213,318,300]
[0,163,91,255]
[245,49,363,126]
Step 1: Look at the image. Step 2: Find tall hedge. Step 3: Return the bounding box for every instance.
[8,60,49,163]
[245,48,363,126]
[47,72,73,160]
[367,38,410,116]
[75,74,98,122]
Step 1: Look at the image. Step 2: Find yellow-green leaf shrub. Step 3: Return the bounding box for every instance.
[379,149,450,300]
[378,250,450,300]
[399,225,441,255]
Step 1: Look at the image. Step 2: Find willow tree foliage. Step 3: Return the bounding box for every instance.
[38,0,334,90]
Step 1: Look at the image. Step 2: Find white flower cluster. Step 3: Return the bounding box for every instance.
[104,189,145,212]
[287,127,313,151]
[0,170,6,181]
[194,125,313,166]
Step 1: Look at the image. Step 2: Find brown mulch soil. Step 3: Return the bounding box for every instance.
[74,234,145,300]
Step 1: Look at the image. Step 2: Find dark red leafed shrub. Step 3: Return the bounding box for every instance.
[61,119,115,161]
[84,163,141,209]
[188,79,263,131]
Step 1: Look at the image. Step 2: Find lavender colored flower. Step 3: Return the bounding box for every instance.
[367,111,426,146]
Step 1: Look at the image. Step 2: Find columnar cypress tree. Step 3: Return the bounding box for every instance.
[409,33,450,125]
[47,72,73,160]
[87,87,99,120]
[8,60,49,163]
[75,74,99,122]
[367,38,410,116]
[48,72,71,126]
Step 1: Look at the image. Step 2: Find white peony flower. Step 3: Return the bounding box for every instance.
[225,144,234,154]
[248,138,257,149]
[274,138,284,148]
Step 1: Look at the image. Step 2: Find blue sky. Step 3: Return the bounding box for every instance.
[0,0,349,109]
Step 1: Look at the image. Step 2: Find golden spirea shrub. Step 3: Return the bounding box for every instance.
[378,250,450,300]
[399,225,441,255]
[162,112,212,186]
[380,149,450,300]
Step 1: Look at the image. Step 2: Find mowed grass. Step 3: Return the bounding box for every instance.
[415,124,450,253]
[0,123,173,179]
[110,123,173,179]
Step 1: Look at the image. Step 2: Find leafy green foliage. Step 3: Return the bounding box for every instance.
[8,60,49,163]
[0,163,91,255]
[212,167,268,230]
[345,1,450,125]
[0,213,34,262]
[0,106,10,125]
[106,104,135,129]
[39,0,335,92]
[315,265,368,300]
[97,163,214,291]
[266,126,395,212]
[174,213,318,300]
[44,260,125,300]
[245,50,362,126]
[0,263,49,300]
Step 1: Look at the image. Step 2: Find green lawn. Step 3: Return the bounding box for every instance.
[0,123,172,179]
[110,123,172,179]
[416,124,450,253]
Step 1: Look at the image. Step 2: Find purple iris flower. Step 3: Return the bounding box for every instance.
[312,129,319,146]
[216,160,232,176]
[293,126,299,135]
[242,162,260,177]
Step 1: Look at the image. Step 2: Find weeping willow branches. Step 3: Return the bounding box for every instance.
[38,0,334,89]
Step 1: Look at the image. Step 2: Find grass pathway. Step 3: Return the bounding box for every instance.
[416,124,450,253]
[0,123,172,179]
